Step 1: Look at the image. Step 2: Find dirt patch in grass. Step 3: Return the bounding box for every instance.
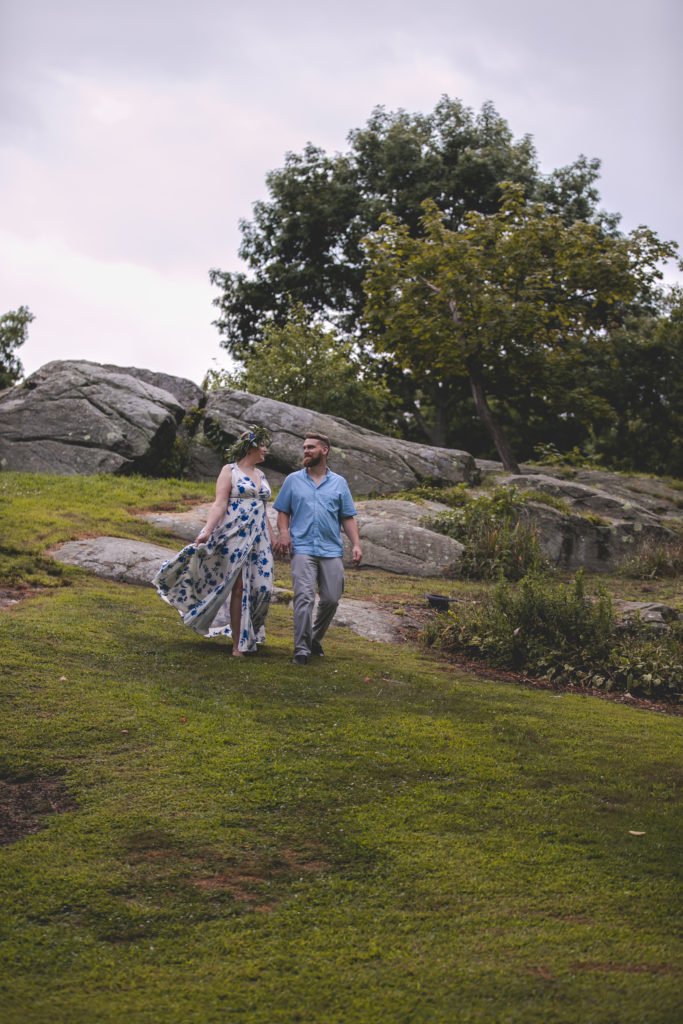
[0,581,73,608]
[191,844,330,912]
[0,586,38,609]
[123,830,330,914]
[0,776,78,845]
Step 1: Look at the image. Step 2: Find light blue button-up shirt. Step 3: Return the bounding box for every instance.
[273,468,357,557]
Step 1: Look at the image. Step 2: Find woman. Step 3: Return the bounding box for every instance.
[154,425,277,657]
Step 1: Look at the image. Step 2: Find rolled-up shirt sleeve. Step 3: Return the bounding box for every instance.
[339,481,356,519]
[273,476,292,515]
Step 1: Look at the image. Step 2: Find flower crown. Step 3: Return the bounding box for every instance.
[225,424,271,463]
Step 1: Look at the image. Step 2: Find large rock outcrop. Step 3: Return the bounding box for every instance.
[0,360,479,493]
[0,361,196,475]
[3,360,681,576]
[340,500,464,575]
[200,390,478,493]
[51,537,179,587]
[499,473,675,572]
[137,499,465,577]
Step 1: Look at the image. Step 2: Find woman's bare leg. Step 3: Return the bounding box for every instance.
[230,574,244,657]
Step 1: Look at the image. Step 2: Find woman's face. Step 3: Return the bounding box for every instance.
[255,443,268,463]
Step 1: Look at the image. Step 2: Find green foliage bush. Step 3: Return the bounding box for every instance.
[424,571,682,701]
[205,303,393,431]
[531,442,604,469]
[618,533,683,579]
[426,486,547,580]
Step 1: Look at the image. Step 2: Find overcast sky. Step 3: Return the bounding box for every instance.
[1,0,680,386]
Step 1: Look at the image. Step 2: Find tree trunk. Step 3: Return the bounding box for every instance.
[467,364,520,473]
[410,383,451,447]
[411,403,438,445]
[431,386,450,448]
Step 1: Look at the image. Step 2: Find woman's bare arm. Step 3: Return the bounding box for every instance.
[195,465,232,543]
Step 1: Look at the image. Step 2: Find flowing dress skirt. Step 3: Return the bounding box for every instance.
[153,472,274,651]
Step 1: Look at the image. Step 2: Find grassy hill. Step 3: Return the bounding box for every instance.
[1,473,681,1023]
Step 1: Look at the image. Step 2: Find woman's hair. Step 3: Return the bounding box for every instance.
[225,424,271,463]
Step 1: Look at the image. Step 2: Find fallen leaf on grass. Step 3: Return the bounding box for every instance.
[629,830,646,836]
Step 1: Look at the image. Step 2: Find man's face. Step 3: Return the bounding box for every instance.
[302,438,327,468]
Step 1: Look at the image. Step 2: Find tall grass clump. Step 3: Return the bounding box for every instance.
[426,487,547,580]
[618,533,683,579]
[424,571,683,701]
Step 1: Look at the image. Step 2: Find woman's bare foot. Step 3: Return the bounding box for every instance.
[232,649,244,658]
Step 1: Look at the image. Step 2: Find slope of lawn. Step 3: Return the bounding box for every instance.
[0,473,681,1024]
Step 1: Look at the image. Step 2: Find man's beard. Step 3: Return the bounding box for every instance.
[303,453,323,467]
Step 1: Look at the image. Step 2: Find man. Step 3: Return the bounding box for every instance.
[274,432,362,665]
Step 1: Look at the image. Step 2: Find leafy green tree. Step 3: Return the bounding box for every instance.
[214,304,393,430]
[210,97,606,364]
[0,306,34,389]
[592,288,683,477]
[361,185,678,471]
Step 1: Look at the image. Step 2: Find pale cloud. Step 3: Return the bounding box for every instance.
[1,0,680,385]
[0,231,224,380]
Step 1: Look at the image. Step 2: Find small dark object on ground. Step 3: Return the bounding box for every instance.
[426,593,453,612]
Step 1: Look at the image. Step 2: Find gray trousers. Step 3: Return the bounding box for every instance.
[290,554,345,656]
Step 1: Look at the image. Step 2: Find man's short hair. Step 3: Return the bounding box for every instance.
[304,431,331,451]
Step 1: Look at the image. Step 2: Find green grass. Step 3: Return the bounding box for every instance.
[0,473,681,1023]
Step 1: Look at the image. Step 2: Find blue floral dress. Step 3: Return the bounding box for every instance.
[153,465,274,651]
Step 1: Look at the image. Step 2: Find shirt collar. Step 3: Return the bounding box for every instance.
[303,467,330,483]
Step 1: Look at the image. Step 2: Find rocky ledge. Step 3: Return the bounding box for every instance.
[0,360,477,493]
[3,360,681,574]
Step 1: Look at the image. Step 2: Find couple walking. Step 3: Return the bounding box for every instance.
[154,429,362,664]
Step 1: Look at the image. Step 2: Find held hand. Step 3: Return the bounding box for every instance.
[195,526,211,545]
[276,532,292,558]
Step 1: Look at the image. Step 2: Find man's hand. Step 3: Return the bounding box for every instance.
[275,512,292,558]
[341,516,362,566]
[276,530,292,557]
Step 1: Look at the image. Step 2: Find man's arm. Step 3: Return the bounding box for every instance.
[341,516,362,566]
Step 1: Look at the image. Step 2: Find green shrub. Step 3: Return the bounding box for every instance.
[618,533,683,579]
[426,487,547,580]
[424,571,682,701]
[531,442,604,469]
[518,489,573,514]
[390,482,472,506]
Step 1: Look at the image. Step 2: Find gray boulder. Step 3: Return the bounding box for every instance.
[0,361,188,475]
[572,469,683,523]
[99,364,204,411]
[199,390,478,495]
[614,600,683,632]
[517,502,669,572]
[137,498,465,578]
[494,473,674,572]
[52,537,178,586]
[502,473,666,525]
[342,499,464,575]
[478,461,683,525]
